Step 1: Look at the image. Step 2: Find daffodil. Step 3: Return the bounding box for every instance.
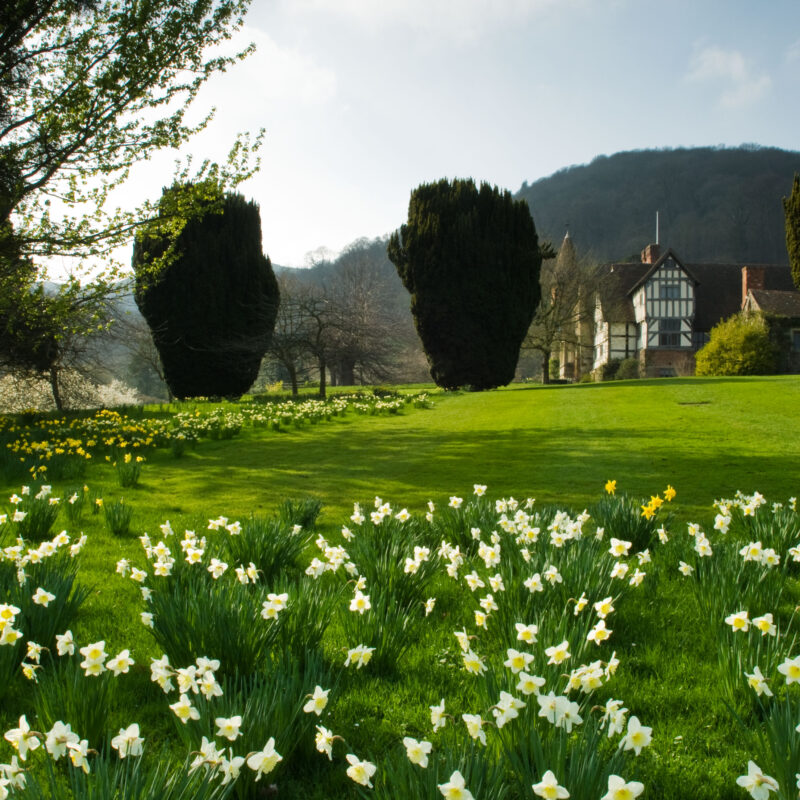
[303,686,330,716]
[110,723,144,758]
[4,716,41,760]
[462,649,487,675]
[215,716,243,741]
[515,622,538,644]
[403,736,432,767]
[622,716,652,755]
[778,655,800,684]
[169,694,200,724]
[345,753,376,787]
[505,648,534,674]
[753,613,777,637]
[314,725,335,759]
[45,721,79,761]
[349,591,371,614]
[430,698,447,731]
[736,760,778,800]
[31,587,54,606]
[725,611,750,633]
[462,713,487,745]
[516,671,546,696]
[745,666,773,697]
[588,620,613,645]
[594,597,615,619]
[107,649,135,676]
[545,640,571,665]
[438,769,474,800]
[601,775,644,800]
[532,769,570,799]
[247,738,282,781]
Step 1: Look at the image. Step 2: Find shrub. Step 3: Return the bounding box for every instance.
[600,359,621,381]
[615,358,640,380]
[695,313,778,376]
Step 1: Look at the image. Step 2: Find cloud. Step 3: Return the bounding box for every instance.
[282,0,583,41]
[685,44,771,108]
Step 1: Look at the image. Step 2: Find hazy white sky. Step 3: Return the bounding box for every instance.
[120,0,800,269]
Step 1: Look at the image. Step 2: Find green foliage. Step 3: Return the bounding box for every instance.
[104,499,134,537]
[695,313,778,376]
[34,656,116,750]
[615,358,640,380]
[0,547,90,702]
[133,189,280,400]
[0,0,261,380]
[601,358,621,381]
[9,488,62,541]
[784,173,800,290]
[279,496,324,530]
[115,453,143,488]
[147,563,284,676]
[388,179,541,390]
[223,516,314,584]
[18,751,235,800]
[590,494,660,552]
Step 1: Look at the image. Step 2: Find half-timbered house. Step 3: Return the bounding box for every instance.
[571,241,795,378]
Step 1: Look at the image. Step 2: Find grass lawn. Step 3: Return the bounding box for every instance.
[1,375,799,799]
[108,376,800,526]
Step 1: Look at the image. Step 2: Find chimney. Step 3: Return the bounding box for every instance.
[741,266,766,306]
[641,243,660,264]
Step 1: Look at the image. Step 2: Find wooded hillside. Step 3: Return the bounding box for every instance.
[516,146,800,263]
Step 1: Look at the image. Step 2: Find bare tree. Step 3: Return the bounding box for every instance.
[265,273,315,396]
[323,239,408,386]
[523,234,597,383]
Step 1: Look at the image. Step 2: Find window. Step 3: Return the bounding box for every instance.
[659,318,681,347]
[661,283,680,299]
[793,329,800,352]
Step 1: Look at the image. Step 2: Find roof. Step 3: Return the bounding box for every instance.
[690,263,794,330]
[593,259,794,330]
[748,288,800,318]
[628,248,700,294]
[593,262,649,323]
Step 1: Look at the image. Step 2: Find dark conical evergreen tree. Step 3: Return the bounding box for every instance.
[133,188,279,399]
[784,173,800,290]
[387,178,541,389]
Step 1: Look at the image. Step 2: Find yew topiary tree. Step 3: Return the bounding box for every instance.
[133,187,279,399]
[387,178,541,390]
[784,173,800,290]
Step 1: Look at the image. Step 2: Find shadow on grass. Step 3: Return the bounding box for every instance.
[147,420,800,520]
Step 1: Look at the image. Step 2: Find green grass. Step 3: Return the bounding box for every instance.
[2,375,800,799]
[91,376,799,527]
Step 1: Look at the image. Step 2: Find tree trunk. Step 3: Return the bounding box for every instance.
[339,358,356,386]
[49,366,63,410]
[287,363,299,396]
[318,356,327,399]
[541,349,551,385]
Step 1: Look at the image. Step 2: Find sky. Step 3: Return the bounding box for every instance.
[117,0,800,270]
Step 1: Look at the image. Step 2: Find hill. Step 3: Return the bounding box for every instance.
[516,145,800,263]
